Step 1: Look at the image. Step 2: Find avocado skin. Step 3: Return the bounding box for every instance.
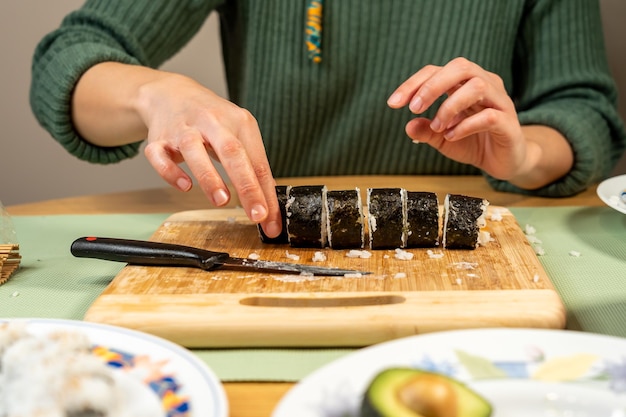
[360,367,492,417]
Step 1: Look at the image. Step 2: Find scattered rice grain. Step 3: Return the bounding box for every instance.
[285,251,300,261]
[346,250,372,259]
[569,250,581,257]
[394,248,414,260]
[477,230,494,246]
[394,272,407,279]
[247,253,260,260]
[489,208,504,221]
[452,261,478,270]
[526,235,543,244]
[426,250,444,259]
[273,274,320,282]
[312,251,327,262]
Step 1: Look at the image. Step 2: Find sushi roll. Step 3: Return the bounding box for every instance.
[258,185,289,244]
[367,188,406,249]
[326,188,365,249]
[285,185,328,248]
[405,191,439,247]
[442,194,489,249]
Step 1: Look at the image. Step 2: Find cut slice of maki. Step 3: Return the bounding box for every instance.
[326,188,365,249]
[258,185,289,244]
[285,185,328,248]
[405,191,439,248]
[367,188,406,250]
[442,194,489,249]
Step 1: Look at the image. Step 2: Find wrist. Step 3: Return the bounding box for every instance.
[507,126,573,190]
[133,68,184,130]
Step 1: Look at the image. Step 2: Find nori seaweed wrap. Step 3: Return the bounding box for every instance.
[405,191,439,247]
[326,188,365,249]
[442,194,489,249]
[258,185,289,244]
[285,185,328,248]
[367,188,406,249]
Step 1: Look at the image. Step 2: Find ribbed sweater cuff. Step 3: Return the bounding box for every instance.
[30,43,143,164]
[485,103,612,197]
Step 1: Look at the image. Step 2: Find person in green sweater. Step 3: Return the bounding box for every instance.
[30,0,626,238]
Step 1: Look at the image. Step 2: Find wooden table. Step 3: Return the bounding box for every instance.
[6,175,604,417]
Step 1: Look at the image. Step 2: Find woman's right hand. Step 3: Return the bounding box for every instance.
[72,62,282,238]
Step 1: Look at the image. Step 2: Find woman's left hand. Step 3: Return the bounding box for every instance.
[387,57,529,182]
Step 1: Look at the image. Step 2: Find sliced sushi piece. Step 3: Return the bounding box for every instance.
[367,188,406,250]
[258,185,289,244]
[405,191,439,248]
[285,185,328,248]
[326,188,365,249]
[442,194,489,249]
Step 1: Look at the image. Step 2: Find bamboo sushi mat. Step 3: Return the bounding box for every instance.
[0,244,21,285]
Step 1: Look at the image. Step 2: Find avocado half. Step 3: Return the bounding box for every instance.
[360,367,492,417]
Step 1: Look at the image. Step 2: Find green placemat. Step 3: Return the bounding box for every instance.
[1,214,169,318]
[1,207,625,381]
[1,213,355,381]
[511,206,626,337]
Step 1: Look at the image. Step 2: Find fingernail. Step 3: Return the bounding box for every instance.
[430,118,442,132]
[444,129,455,140]
[176,177,192,191]
[250,205,268,222]
[212,189,229,206]
[265,221,282,238]
[409,96,423,113]
[387,92,402,106]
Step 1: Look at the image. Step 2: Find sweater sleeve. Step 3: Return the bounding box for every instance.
[29,0,221,164]
[485,0,626,197]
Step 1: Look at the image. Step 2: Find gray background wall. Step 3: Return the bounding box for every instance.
[2,1,625,206]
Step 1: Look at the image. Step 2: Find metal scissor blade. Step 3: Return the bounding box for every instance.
[219,257,370,276]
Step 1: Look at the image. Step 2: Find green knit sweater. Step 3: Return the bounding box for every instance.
[30,0,626,197]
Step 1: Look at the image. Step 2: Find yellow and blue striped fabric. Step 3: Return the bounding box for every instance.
[305,0,323,63]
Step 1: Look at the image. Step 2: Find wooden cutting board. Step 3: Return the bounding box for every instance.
[84,206,565,347]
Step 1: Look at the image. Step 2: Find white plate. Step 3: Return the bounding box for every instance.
[597,174,626,214]
[273,328,626,417]
[0,318,228,417]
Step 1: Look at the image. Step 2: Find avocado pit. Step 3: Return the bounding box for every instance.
[397,374,457,417]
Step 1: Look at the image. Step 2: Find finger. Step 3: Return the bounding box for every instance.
[408,57,486,114]
[258,187,282,238]
[387,65,441,109]
[207,127,273,225]
[405,118,474,165]
[443,108,512,142]
[405,118,444,146]
[177,130,232,207]
[235,121,282,238]
[432,77,513,134]
[144,141,193,192]
[430,77,491,133]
